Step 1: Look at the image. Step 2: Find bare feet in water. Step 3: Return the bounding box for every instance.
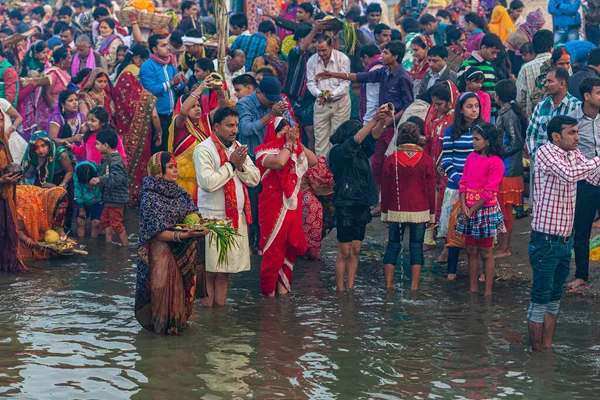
[423,244,436,252]
[493,249,511,259]
[447,274,456,280]
[436,248,448,263]
[566,278,586,291]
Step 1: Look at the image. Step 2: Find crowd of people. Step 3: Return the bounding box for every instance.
[0,0,599,350]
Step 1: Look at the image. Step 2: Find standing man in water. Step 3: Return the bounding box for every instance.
[193,107,260,307]
[527,116,600,351]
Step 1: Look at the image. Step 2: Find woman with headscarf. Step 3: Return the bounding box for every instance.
[423,81,460,248]
[445,25,470,73]
[252,36,288,85]
[488,6,516,44]
[113,45,161,205]
[167,84,211,205]
[35,47,72,134]
[0,110,27,272]
[17,40,47,140]
[135,151,209,335]
[48,89,87,146]
[16,185,68,261]
[506,8,545,76]
[78,67,116,121]
[21,130,76,223]
[95,18,124,75]
[255,117,318,296]
[301,156,334,261]
[409,35,431,98]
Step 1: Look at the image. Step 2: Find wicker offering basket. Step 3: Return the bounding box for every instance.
[116,9,172,28]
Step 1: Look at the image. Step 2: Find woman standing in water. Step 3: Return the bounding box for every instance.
[0,111,27,272]
[136,152,209,335]
[328,105,390,291]
[256,117,317,296]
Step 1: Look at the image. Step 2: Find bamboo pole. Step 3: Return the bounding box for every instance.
[213,0,229,78]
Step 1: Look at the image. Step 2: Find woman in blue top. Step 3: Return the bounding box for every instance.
[438,92,482,278]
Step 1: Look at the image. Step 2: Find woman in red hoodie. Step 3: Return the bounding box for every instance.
[381,121,437,291]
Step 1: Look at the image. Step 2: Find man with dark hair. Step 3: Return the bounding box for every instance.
[419,45,456,96]
[566,78,600,291]
[178,1,200,33]
[361,3,382,42]
[374,23,391,48]
[47,21,69,51]
[317,40,413,213]
[307,34,351,156]
[232,21,276,70]
[140,34,186,151]
[232,73,257,100]
[457,33,503,116]
[328,0,344,18]
[193,106,260,308]
[527,114,600,351]
[266,2,314,34]
[418,13,449,46]
[214,49,246,100]
[58,5,84,38]
[527,68,581,159]
[230,13,249,37]
[358,44,383,124]
[284,26,317,149]
[517,29,554,117]
[31,6,46,29]
[7,10,28,34]
[59,26,76,50]
[569,48,600,101]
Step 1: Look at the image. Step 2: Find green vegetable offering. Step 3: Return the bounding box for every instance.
[179,213,241,266]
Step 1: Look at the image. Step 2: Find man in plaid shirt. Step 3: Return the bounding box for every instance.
[232,21,275,71]
[528,115,600,352]
[526,68,581,160]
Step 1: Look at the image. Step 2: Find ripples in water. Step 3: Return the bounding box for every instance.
[1,238,600,399]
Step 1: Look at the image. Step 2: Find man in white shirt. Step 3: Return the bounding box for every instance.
[193,106,260,307]
[306,34,351,156]
[213,49,246,101]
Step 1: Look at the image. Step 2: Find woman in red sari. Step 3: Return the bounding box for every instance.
[423,80,460,257]
[256,117,317,296]
[113,45,160,205]
[167,85,211,205]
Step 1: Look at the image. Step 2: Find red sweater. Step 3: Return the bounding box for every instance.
[381,146,437,223]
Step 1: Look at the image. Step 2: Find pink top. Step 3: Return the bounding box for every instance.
[478,90,491,123]
[466,31,485,53]
[70,131,127,166]
[459,152,505,208]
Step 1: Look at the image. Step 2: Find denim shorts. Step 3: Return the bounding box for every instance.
[528,236,573,306]
[383,222,426,266]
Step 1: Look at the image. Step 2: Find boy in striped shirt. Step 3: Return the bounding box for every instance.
[457,34,504,117]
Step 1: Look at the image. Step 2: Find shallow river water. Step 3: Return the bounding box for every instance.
[1,232,600,399]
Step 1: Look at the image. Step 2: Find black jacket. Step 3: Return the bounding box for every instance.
[99,151,129,206]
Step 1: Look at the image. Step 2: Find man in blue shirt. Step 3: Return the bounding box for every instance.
[235,76,294,252]
[139,34,186,151]
[419,13,449,46]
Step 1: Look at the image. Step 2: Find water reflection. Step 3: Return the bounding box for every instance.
[0,239,599,399]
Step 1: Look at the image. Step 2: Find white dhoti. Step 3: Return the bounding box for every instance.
[204,211,252,274]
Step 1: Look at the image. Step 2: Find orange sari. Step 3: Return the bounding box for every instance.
[16,186,67,261]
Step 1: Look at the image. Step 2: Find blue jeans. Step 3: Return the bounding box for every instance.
[554,28,579,45]
[383,222,426,266]
[527,236,573,322]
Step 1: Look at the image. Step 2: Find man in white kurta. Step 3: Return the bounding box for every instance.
[193,106,260,307]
